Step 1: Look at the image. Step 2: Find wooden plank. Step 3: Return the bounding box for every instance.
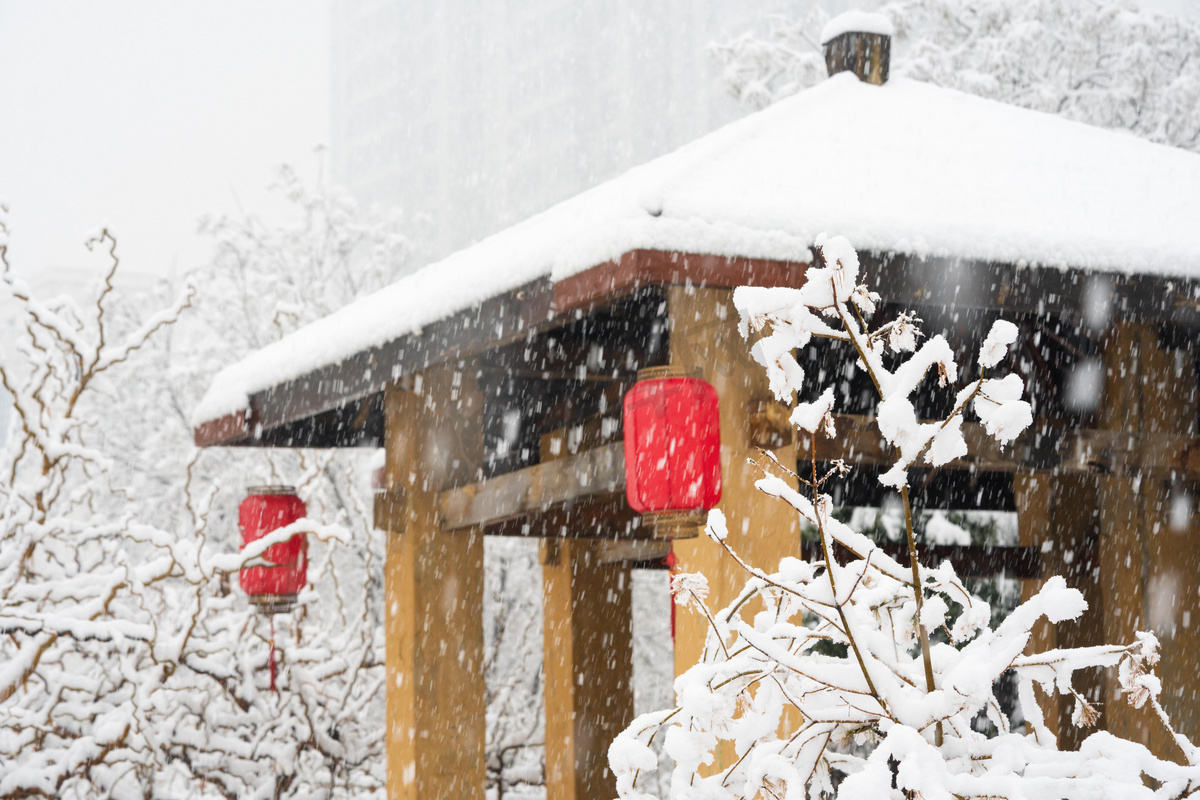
[439,442,625,530]
[373,488,406,534]
[193,409,253,448]
[795,411,1200,478]
[595,540,671,565]
[551,249,808,313]
[479,495,635,538]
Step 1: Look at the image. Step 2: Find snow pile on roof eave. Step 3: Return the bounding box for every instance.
[549,216,814,282]
[191,215,815,428]
[192,94,825,427]
[194,73,1200,428]
[190,213,573,427]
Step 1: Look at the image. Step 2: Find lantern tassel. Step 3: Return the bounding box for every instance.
[269,616,277,694]
[666,546,677,642]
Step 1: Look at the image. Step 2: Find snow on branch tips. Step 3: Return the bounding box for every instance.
[609,235,1200,799]
[0,207,387,799]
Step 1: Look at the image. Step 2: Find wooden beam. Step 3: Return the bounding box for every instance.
[800,413,1062,473]
[857,251,1200,329]
[800,541,1040,579]
[1014,474,1059,741]
[439,442,625,530]
[595,540,671,565]
[439,396,1200,539]
[746,404,1200,478]
[551,250,807,313]
[373,488,406,534]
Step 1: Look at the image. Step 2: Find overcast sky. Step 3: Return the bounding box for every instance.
[0,1,328,281]
[3,0,1199,286]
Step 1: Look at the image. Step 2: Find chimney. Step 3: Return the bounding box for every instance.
[821,11,893,86]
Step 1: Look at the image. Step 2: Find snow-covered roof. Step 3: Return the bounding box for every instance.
[195,73,1200,427]
[820,11,894,44]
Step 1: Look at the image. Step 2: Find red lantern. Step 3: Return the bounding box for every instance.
[239,486,308,614]
[623,372,722,517]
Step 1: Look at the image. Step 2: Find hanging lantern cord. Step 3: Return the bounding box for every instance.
[269,616,277,694]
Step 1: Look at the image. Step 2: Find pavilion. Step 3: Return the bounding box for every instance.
[195,19,1200,800]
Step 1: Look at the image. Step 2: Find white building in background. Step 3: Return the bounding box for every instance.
[329,0,824,264]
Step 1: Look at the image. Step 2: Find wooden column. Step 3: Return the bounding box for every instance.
[541,538,634,800]
[1014,473,1059,742]
[666,285,803,772]
[1098,322,1200,756]
[1014,472,1103,747]
[382,364,486,800]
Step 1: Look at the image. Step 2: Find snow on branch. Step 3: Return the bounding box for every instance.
[610,235,1200,799]
[0,195,392,798]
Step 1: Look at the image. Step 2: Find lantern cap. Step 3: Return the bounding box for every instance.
[636,365,704,382]
[642,510,706,540]
[246,485,298,496]
[249,593,299,614]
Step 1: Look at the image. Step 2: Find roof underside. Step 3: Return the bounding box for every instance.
[195,248,1200,448]
[195,74,1200,445]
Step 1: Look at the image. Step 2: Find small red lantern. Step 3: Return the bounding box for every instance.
[239,486,308,614]
[623,370,722,523]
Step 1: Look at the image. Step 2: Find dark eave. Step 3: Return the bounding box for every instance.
[195,245,1200,449]
[193,249,809,447]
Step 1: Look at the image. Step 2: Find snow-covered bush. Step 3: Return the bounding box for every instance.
[0,179,395,797]
[128,169,407,798]
[609,236,1200,798]
[0,217,199,797]
[712,0,1200,154]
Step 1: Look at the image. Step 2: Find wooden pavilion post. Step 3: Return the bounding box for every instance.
[1014,472,1103,747]
[381,363,486,800]
[1014,473,1058,740]
[666,284,803,771]
[1098,322,1200,754]
[541,538,634,800]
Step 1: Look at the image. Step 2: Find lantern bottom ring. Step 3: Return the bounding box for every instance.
[642,509,707,540]
[249,593,299,615]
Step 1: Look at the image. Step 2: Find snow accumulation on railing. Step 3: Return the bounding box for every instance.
[194,74,1200,429]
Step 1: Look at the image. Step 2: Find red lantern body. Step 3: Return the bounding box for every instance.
[238,487,308,613]
[623,376,722,514]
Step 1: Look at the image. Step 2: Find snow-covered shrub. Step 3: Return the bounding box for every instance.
[609,235,1200,799]
[0,218,198,797]
[0,184,387,797]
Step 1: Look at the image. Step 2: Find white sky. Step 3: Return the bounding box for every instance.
[1,0,1197,286]
[0,1,329,281]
